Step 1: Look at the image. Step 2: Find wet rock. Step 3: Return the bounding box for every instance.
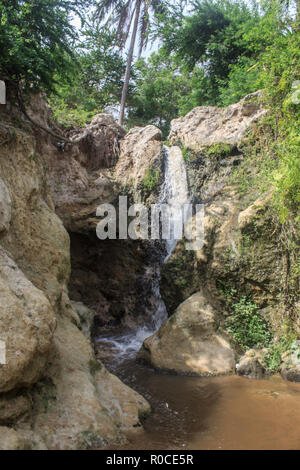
[236,350,266,379]
[139,292,236,376]
[95,370,151,430]
[281,341,300,383]
[71,301,95,339]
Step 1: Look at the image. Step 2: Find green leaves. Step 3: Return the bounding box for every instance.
[127,50,192,136]
[225,296,273,351]
[0,0,95,96]
[49,28,128,126]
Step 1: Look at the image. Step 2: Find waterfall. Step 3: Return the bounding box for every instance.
[161,145,190,260]
[96,145,190,364]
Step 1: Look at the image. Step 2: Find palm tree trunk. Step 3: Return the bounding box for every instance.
[118,0,142,126]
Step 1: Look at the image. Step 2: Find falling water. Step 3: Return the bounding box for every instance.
[96,145,190,364]
[161,145,190,260]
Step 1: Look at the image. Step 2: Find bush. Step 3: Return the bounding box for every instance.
[225,296,272,351]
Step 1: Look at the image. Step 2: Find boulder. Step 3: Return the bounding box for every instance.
[281,341,300,383]
[0,247,56,393]
[169,91,267,151]
[28,316,150,450]
[236,349,266,379]
[115,125,163,203]
[139,292,236,376]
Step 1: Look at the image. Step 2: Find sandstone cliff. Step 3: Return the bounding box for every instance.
[139,92,299,376]
[0,104,150,450]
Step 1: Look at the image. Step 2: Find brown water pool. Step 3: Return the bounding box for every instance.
[96,334,300,450]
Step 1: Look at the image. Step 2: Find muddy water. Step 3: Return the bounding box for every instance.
[96,331,300,450]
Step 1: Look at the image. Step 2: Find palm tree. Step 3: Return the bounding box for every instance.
[96,0,167,126]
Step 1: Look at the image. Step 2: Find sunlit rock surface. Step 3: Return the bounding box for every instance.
[139,292,236,376]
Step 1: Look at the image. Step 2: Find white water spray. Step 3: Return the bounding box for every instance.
[161,146,190,260]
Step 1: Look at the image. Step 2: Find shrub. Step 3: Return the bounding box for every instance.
[225,296,272,350]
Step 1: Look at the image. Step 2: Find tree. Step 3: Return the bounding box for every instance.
[0,0,95,99]
[157,0,260,78]
[50,27,129,126]
[128,50,192,135]
[96,0,167,126]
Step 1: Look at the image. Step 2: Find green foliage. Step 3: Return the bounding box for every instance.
[0,0,94,97]
[263,327,296,372]
[142,167,161,192]
[49,28,127,126]
[152,0,262,105]
[219,58,263,106]
[225,296,273,351]
[128,51,192,136]
[206,143,234,158]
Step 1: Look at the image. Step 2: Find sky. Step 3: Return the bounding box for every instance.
[72,0,190,59]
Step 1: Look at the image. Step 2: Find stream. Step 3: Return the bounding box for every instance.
[95,328,300,450]
[95,145,300,450]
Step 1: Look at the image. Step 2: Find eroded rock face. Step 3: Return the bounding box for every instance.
[67,113,126,170]
[0,116,150,449]
[115,125,163,203]
[169,91,267,151]
[0,426,27,450]
[0,129,70,308]
[26,316,150,450]
[0,247,56,393]
[69,232,164,328]
[44,114,124,233]
[0,179,11,234]
[139,292,236,376]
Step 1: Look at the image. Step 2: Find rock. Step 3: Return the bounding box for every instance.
[115,125,163,203]
[281,341,300,383]
[236,349,266,379]
[139,292,236,376]
[0,394,31,425]
[0,178,11,234]
[45,115,122,233]
[0,118,150,449]
[95,369,151,430]
[238,191,273,233]
[169,91,267,151]
[0,426,27,450]
[70,113,126,170]
[71,301,95,339]
[161,185,283,333]
[0,129,71,309]
[28,316,150,450]
[0,247,56,393]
